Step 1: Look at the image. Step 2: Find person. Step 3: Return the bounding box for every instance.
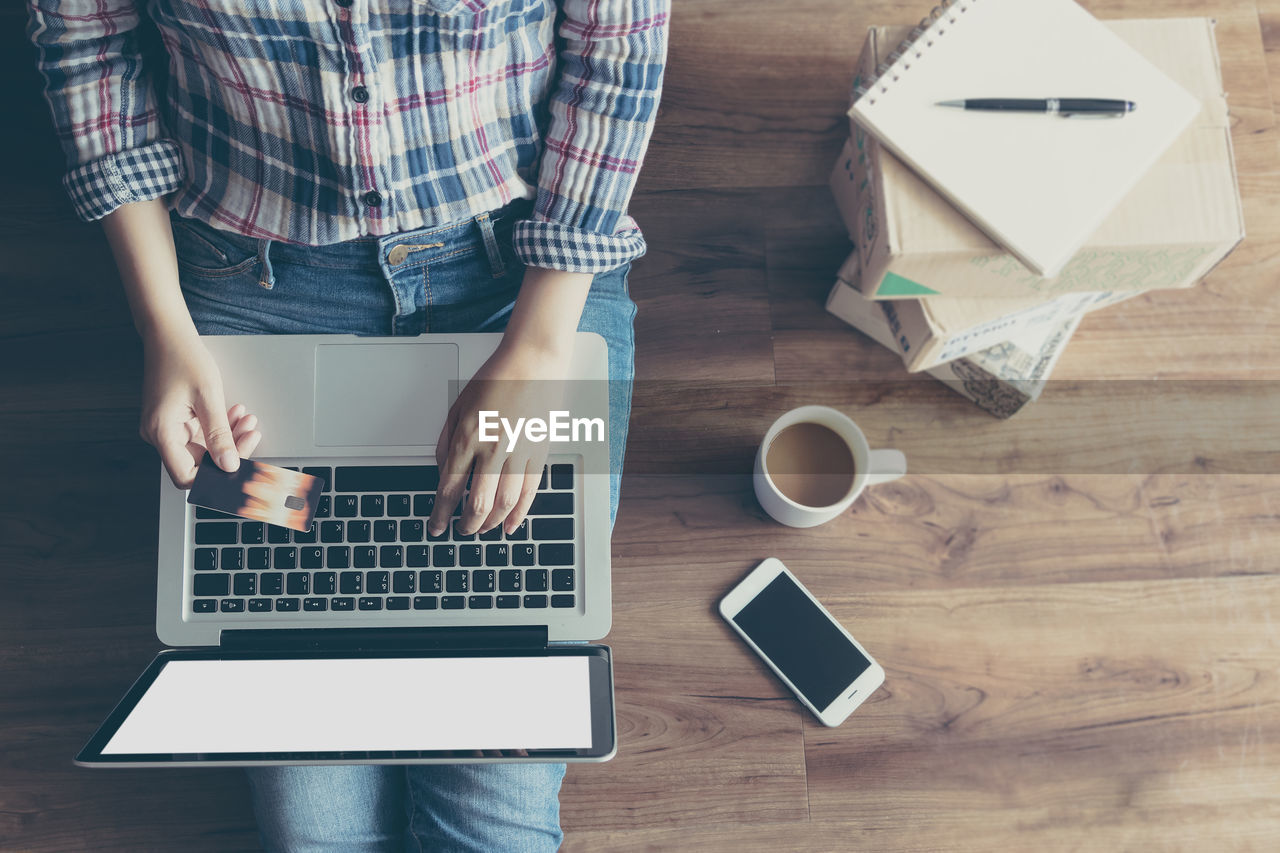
[28,0,668,849]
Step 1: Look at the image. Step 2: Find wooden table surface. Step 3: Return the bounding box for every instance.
[3,1,1279,850]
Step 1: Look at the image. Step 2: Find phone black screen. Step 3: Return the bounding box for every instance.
[733,572,871,711]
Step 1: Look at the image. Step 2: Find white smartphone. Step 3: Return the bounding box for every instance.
[719,557,885,726]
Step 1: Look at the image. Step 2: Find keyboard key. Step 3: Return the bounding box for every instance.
[287,572,310,595]
[379,545,403,568]
[192,598,217,613]
[313,571,336,595]
[347,520,371,543]
[314,495,331,519]
[336,465,440,492]
[496,595,520,609]
[274,547,297,570]
[473,570,495,593]
[433,545,456,567]
[358,597,383,611]
[524,594,548,608]
[442,596,465,610]
[360,495,384,517]
[233,573,257,596]
[551,594,576,608]
[551,464,574,489]
[498,570,522,592]
[320,521,345,543]
[354,546,377,569]
[486,544,509,566]
[506,519,528,541]
[452,520,475,542]
[479,526,502,542]
[393,571,416,593]
[460,545,482,567]
[366,571,390,594]
[340,572,363,595]
[445,570,469,593]
[276,597,300,612]
[406,545,431,568]
[302,467,332,491]
[327,546,351,569]
[220,598,245,612]
[529,493,572,516]
[427,523,451,543]
[267,524,291,544]
[300,547,323,569]
[195,506,237,520]
[195,522,237,544]
[419,571,443,593]
[332,597,355,611]
[552,569,576,592]
[247,547,271,570]
[512,544,536,566]
[241,522,265,544]
[468,595,493,609]
[387,596,410,610]
[260,572,283,595]
[335,495,360,517]
[533,518,573,541]
[400,519,424,542]
[387,495,411,517]
[526,569,548,592]
[194,548,218,571]
[248,598,273,612]
[293,525,317,543]
[194,574,228,596]
[413,493,435,516]
[374,520,397,542]
[539,544,574,566]
[303,597,328,612]
[219,545,242,570]
[413,596,438,610]
[538,466,548,490]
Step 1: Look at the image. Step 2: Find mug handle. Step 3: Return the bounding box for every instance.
[866,449,907,486]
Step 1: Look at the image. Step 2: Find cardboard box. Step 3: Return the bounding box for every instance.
[830,237,1136,371]
[839,18,1244,300]
[826,278,1079,418]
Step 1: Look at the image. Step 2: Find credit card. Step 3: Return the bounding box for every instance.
[187,456,322,533]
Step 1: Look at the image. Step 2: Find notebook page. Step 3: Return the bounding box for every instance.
[850,0,1199,277]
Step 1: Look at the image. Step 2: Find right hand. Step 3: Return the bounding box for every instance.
[140,329,261,489]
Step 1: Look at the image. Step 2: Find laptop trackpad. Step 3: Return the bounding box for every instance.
[314,343,458,447]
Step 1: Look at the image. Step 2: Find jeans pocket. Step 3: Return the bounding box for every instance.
[171,217,261,278]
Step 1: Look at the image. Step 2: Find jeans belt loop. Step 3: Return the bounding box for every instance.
[257,238,276,290]
[475,212,506,279]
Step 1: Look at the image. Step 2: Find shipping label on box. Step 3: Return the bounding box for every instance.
[826,278,1080,418]
[840,18,1244,301]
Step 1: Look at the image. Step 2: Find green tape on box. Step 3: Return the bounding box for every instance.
[877,271,938,297]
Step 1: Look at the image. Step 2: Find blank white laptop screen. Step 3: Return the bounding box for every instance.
[102,656,593,754]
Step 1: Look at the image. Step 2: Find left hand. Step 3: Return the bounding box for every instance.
[427,336,573,537]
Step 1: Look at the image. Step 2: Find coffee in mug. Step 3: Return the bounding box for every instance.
[764,422,856,508]
[754,406,906,528]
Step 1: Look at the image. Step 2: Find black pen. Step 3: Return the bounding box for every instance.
[936,98,1137,117]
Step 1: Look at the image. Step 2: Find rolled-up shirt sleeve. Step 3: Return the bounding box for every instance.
[27,0,183,221]
[513,0,669,273]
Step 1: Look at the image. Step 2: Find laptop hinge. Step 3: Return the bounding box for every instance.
[219,626,549,652]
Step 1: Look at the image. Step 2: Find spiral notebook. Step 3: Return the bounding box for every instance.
[849,0,1200,278]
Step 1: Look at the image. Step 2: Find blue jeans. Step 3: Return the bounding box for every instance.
[173,206,635,853]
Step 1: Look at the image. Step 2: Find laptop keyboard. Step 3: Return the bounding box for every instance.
[188,462,579,616]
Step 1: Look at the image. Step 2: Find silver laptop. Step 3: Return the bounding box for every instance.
[76,333,617,767]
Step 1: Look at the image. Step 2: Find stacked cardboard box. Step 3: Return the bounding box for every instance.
[826,17,1244,413]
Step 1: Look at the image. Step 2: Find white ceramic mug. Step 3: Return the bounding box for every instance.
[754,405,907,528]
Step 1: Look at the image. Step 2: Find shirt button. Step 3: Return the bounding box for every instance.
[363,191,384,208]
[351,86,370,104]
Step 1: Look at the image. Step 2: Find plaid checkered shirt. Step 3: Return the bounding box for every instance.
[27,0,669,272]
